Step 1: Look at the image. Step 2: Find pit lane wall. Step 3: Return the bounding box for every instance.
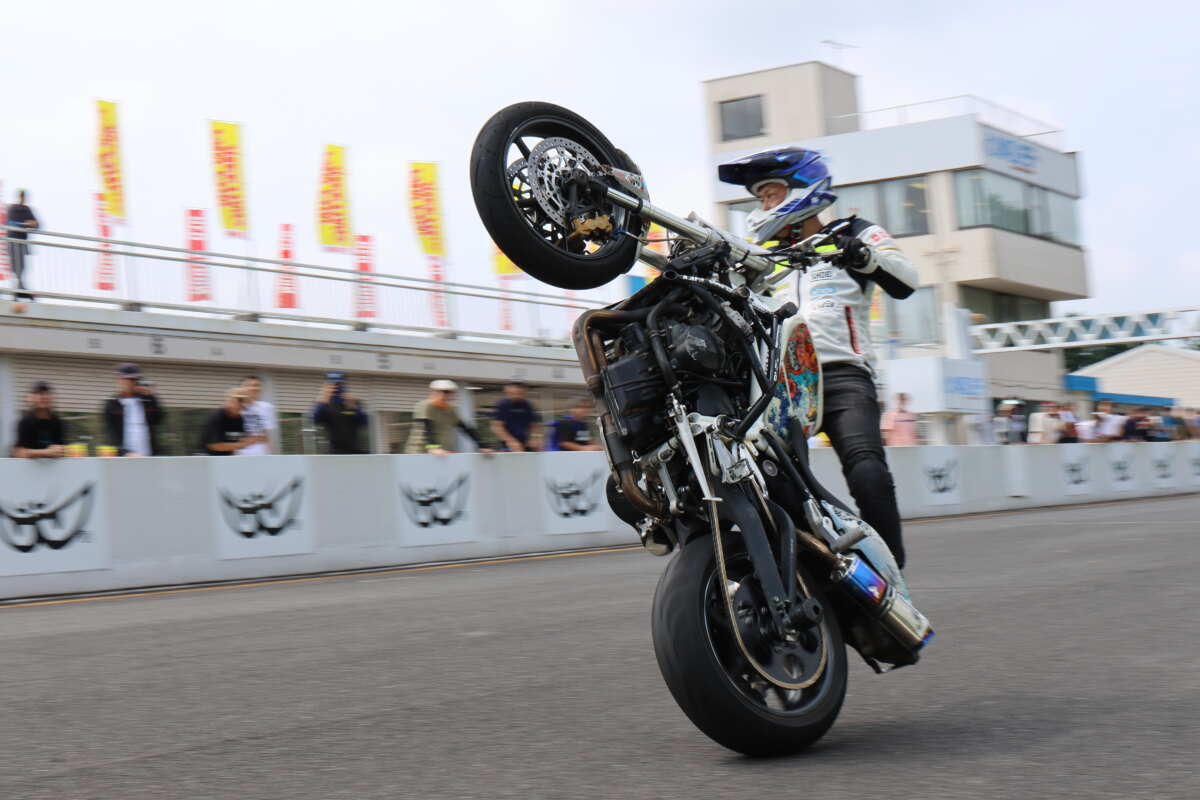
[2,444,1198,600]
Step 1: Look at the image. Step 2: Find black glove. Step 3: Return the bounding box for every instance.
[833,234,870,270]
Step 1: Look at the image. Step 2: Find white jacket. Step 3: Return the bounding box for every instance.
[797,217,919,372]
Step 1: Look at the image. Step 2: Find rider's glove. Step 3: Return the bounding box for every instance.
[834,234,871,271]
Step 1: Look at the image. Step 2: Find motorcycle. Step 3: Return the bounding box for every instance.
[470,102,934,756]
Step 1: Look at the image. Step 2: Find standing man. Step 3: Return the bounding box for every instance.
[719,147,918,567]
[880,393,919,447]
[491,380,542,452]
[1095,400,1127,442]
[103,363,166,456]
[406,380,490,455]
[1028,402,1064,444]
[312,371,368,454]
[201,389,266,455]
[239,375,278,455]
[546,398,602,451]
[13,382,66,459]
[6,189,40,308]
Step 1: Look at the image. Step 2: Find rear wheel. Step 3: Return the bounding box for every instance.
[469,102,642,290]
[652,533,848,756]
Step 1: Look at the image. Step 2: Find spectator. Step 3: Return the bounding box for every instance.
[103,363,165,456]
[1185,408,1200,439]
[1010,406,1028,443]
[13,381,65,459]
[1075,412,1104,442]
[312,370,368,454]
[201,389,266,455]
[1028,402,1064,444]
[880,392,919,446]
[406,379,490,455]
[5,189,39,309]
[238,375,277,455]
[490,380,542,452]
[1122,407,1154,442]
[1095,400,1127,442]
[1058,403,1079,444]
[993,405,1014,445]
[546,398,601,451]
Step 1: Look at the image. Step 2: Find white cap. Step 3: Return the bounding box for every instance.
[430,379,458,391]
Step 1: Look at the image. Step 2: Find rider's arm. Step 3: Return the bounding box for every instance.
[850,222,918,300]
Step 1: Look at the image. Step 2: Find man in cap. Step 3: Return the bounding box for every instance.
[312,370,368,454]
[13,381,66,458]
[102,363,165,456]
[406,379,490,455]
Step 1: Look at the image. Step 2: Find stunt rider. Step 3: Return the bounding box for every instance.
[719,149,918,567]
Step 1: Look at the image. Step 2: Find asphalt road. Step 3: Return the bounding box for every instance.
[1,494,1197,799]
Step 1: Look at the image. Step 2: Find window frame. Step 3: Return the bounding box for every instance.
[717,95,766,142]
[952,168,1082,249]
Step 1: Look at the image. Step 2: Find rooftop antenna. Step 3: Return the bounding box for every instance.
[820,40,858,67]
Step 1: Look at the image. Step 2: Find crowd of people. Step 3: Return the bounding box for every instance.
[10,364,602,459]
[993,400,1198,444]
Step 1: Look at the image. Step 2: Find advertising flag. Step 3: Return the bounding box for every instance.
[210,121,249,237]
[317,145,352,250]
[276,223,298,309]
[408,162,450,327]
[185,209,211,302]
[494,244,518,331]
[353,234,376,319]
[95,193,116,290]
[96,100,126,222]
[493,244,521,276]
[0,179,8,281]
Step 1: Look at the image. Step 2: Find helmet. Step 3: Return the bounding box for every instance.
[718,148,836,245]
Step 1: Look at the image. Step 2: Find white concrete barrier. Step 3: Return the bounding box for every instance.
[1,444,1197,600]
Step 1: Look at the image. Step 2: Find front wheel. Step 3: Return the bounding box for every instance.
[652,534,848,757]
[469,102,643,290]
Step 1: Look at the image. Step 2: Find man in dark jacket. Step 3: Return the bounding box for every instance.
[312,370,368,454]
[102,362,166,456]
[5,189,40,306]
[14,382,66,458]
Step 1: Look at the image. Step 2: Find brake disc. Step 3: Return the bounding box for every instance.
[527,137,603,227]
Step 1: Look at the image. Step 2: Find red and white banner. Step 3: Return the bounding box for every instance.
[95,192,116,291]
[0,180,8,281]
[408,162,450,327]
[276,223,298,309]
[353,234,376,319]
[185,209,211,302]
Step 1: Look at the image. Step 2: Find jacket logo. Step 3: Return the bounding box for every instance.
[1064,460,1089,485]
[925,461,958,494]
[1111,459,1132,482]
[219,477,304,538]
[401,474,469,527]
[546,471,604,517]
[0,484,95,553]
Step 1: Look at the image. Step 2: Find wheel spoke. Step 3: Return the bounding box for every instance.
[515,137,531,158]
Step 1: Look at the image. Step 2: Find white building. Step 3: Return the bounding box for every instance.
[703,62,1089,416]
[1071,344,1200,410]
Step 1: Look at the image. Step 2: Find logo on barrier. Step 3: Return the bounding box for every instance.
[546,471,604,518]
[1063,459,1089,486]
[219,477,304,538]
[1191,457,1200,479]
[1153,459,1173,481]
[1111,459,1133,483]
[924,461,958,495]
[400,474,469,527]
[0,484,95,553]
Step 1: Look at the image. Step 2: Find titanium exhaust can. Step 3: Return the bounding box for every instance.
[832,554,935,651]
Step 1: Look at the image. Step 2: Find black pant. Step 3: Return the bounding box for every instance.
[820,363,905,568]
[7,240,32,300]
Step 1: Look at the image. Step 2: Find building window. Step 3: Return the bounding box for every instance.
[954,169,1078,245]
[879,177,930,236]
[718,96,765,141]
[960,285,1049,324]
[885,286,939,345]
[834,183,882,226]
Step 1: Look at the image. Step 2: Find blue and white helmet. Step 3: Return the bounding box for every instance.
[718,148,836,245]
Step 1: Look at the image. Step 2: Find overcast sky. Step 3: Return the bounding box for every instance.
[1,0,1196,329]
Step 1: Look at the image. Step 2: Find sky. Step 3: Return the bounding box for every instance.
[1,0,1197,332]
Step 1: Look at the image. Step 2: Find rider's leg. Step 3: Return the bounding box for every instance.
[819,363,906,568]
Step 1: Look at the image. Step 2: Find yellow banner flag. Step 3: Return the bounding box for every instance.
[96,100,126,221]
[210,121,249,237]
[493,244,522,276]
[317,144,352,249]
[409,162,445,257]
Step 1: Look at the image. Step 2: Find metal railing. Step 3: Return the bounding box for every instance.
[1,226,607,345]
[832,95,1065,151]
[971,307,1200,352]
